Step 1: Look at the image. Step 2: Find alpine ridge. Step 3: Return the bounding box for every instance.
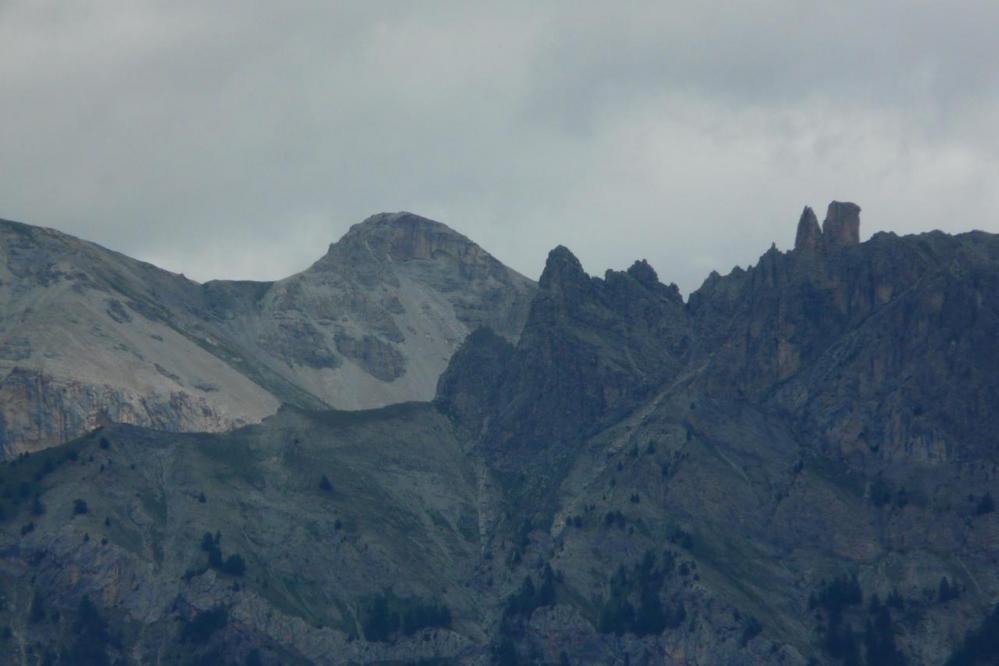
[2,202,999,666]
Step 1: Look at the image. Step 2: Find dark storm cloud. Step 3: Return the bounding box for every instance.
[2,1,997,293]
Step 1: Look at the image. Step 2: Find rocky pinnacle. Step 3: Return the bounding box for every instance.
[794,206,821,251]
[794,201,861,251]
[821,200,861,248]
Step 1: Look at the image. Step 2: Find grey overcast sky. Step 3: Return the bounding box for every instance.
[2,1,998,293]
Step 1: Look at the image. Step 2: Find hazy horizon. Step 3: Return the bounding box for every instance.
[3,1,998,293]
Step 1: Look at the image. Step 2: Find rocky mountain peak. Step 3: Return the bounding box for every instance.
[538,245,588,292]
[794,206,821,251]
[821,200,861,248]
[0,211,536,456]
[792,201,861,252]
[625,259,660,287]
[316,211,484,268]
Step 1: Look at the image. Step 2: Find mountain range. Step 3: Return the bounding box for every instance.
[1,203,998,665]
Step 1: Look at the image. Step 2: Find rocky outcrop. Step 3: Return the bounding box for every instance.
[333,332,407,381]
[793,202,860,252]
[794,206,821,251]
[479,244,691,496]
[323,211,496,266]
[0,368,246,457]
[690,206,999,470]
[821,200,861,248]
[537,245,590,294]
[435,327,514,434]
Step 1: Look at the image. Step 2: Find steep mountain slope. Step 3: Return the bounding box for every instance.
[0,408,485,664]
[2,202,999,665]
[0,213,535,457]
[453,201,999,664]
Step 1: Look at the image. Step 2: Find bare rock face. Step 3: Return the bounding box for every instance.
[821,200,861,248]
[475,244,690,470]
[0,213,536,456]
[794,206,821,251]
[794,202,860,252]
[0,368,245,452]
[434,327,514,432]
[333,332,406,381]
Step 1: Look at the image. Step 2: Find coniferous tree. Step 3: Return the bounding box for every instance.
[863,604,906,665]
[363,595,399,642]
[938,577,960,603]
[223,553,246,576]
[62,596,111,666]
[946,604,999,665]
[181,606,228,644]
[201,531,223,569]
[28,590,45,624]
[538,564,556,607]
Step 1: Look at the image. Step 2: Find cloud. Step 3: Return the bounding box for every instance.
[1,1,997,293]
